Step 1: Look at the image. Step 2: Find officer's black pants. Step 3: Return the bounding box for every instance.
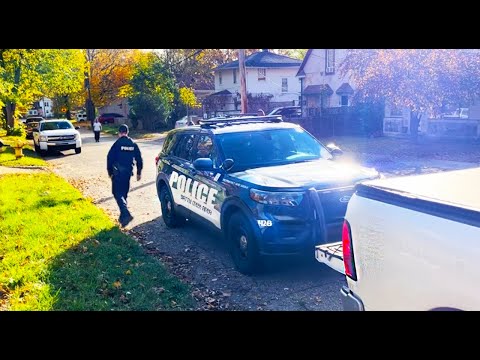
[94,131,100,142]
[112,172,131,218]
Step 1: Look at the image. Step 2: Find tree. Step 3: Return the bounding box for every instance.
[39,49,86,119]
[0,49,88,130]
[126,53,178,130]
[157,49,261,91]
[340,49,480,139]
[0,49,44,132]
[272,49,308,60]
[84,49,141,122]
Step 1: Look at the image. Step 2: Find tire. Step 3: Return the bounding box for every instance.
[160,186,186,228]
[228,212,261,275]
[75,147,81,154]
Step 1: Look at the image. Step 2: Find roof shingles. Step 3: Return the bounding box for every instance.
[216,51,302,70]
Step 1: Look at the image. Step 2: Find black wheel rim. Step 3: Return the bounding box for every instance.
[163,193,172,221]
[235,226,248,259]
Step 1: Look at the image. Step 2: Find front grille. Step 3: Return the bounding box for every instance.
[48,135,75,141]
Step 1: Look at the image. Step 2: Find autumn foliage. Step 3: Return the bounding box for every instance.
[340,49,480,137]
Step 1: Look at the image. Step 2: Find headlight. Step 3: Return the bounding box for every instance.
[39,135,48,142]
[250,189,303,206]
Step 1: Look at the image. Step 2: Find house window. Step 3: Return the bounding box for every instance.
[233,70,237,84]
[341,95,348,106]
[282,78,288,93]
[219,71,222,85]
[325,49,335,74]
[258,68,266,80]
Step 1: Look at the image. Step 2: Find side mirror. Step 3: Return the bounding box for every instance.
[220,158,234,172]
[75,126,80,130]
[326,143,343,158]
[193,158,214,171]
[32,128,39,132]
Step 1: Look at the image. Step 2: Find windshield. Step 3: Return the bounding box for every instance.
[41,121,74,131]
[217,127,332,172]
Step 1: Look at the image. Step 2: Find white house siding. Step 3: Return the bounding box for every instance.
[38,97,54,117]
[215,69,240,94]
[245,67,300,103]
[99,98,130,117]
[214,67,301,103]
[302,49,355,107]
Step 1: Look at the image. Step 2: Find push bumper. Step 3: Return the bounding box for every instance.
[340,286,364,311]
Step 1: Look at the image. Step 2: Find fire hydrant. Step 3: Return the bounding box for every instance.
[12,139,25,159]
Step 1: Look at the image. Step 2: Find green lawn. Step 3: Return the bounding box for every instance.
[0,173,194,311]
[0,145,48,167]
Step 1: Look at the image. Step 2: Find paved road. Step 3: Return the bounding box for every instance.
[47,129,345,311]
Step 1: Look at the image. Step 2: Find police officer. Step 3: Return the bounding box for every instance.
[107,124,143,227]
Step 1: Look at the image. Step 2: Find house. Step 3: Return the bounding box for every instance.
[29,97,54,118]
[98,97,130,118]
[298,49,480,138]
[296,49,355,117]
[297,49,410,137]
[204,50,302,117]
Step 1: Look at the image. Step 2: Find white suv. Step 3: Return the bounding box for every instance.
[33,119,82,156]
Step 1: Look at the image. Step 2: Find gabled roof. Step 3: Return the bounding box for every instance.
[215,51,302,70]
[336,82,354,95]
[296,49,313,77]
[207,89,232,97]
[303,84,334,96]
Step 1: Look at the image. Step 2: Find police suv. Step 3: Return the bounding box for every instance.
[155,115,379,275]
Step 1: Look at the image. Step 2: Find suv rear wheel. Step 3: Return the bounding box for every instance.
[160,186,186,228]
[228,212,261,275]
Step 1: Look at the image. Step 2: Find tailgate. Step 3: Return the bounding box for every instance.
[315,241,345,274]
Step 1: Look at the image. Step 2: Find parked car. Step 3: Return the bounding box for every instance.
[175,116,200,129]
[76,112,88,122]
[155,115,380,275]
[97,113,123,124]
[25,116,45,139]
[32,119,82,156]
[268,106,301,120]
[442,108,469,119]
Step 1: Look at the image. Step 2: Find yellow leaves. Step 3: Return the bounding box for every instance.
[179,87,200,108]
[113,281,122,289]
[118,84,133,98]
[125,269,132,275]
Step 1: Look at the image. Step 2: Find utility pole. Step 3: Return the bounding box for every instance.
[85,49,95,126]
[239,49,248,114]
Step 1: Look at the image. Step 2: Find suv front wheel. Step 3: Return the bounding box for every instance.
[160,186,186,228]
[228,212,261,275]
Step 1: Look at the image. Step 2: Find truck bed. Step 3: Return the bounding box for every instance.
[343,167,480,310]
[360,167,480,214]
[356,167,480,228]
[315,242,345,274]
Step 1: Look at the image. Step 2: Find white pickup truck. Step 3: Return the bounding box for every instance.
[316,167,480,311]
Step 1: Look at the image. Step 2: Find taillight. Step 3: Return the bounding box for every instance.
[155,155,159,165]
[342,219,357,281]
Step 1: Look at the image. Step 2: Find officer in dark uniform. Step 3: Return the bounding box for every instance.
[107,124,143,227]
